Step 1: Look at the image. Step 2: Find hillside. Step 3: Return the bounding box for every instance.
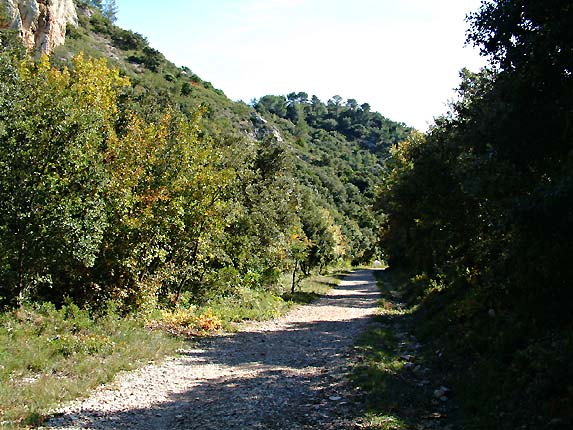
[0,0,412,309]
[55,1,413,267]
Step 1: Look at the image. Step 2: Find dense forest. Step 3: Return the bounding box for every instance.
[378,0,572,428]
[0,0,410,309]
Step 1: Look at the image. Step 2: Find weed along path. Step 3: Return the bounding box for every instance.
[42,270,381,430]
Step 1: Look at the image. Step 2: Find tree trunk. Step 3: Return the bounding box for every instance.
[291,261,298,294]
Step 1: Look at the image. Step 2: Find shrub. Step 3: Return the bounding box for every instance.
[111,29,147,51]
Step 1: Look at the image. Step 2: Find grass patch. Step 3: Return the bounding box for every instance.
[0,270,347,427]
[149,271,347,335]
[361,413,408,430]
[351,269,433,430]
[197,287,290,329]
[0,303,181,428]
[281,272,345,304]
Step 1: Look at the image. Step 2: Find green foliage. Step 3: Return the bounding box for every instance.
[0,54,127,306]
[0,29,26,58]
[252,92,412,266]
[1,0,412,311]
[254,93,410,160]
[0,48,325,310]
[111,29,146,51]
[0,52,238,309]
[298,192,347,274]
[0,303,181,426]
[88,11,112,35]
[128,46,165,72]
[377,0,573,427]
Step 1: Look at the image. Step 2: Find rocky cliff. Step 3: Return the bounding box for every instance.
[0,0,77,55]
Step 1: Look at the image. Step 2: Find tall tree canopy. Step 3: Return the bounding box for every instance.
[377,0,573,427]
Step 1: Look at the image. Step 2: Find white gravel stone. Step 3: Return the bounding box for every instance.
[40,270,382,430]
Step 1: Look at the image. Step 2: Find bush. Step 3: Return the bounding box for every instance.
[89,13,112,35]
[111,29,147,51]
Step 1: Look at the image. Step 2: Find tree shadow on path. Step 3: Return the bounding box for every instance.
[44,270,382,430]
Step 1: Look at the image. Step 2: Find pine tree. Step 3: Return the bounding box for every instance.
[88,0,103,10]
[103,0,118,23]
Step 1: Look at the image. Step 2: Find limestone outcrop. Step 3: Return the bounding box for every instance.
[0,0,77,55]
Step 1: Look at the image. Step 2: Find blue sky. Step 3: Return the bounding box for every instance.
[116,0,486,130]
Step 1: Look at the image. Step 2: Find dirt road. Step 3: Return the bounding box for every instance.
[43,269,381,430]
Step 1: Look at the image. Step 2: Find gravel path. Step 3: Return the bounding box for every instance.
[42,269,381,430]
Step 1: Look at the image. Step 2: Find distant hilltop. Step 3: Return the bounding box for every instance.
[0,0,77,55]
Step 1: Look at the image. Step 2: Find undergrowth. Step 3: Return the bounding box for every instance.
[354,268,573,430]
[0,303,181,428]
[0,270,344,428]
[147,271,345,335]
[351,269,429,430]
[411,274,573,430]
[281,272,347,304]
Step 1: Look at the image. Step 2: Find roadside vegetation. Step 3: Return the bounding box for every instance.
[0,0,401,313]
[352,270,429,430]
[355,266,573,430]
[0,303,181,428]
[0,272,343,427]
[365,1,572,428]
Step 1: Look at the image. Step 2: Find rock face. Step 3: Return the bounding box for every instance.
[0,0,77,55]
[250,112,284,143]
